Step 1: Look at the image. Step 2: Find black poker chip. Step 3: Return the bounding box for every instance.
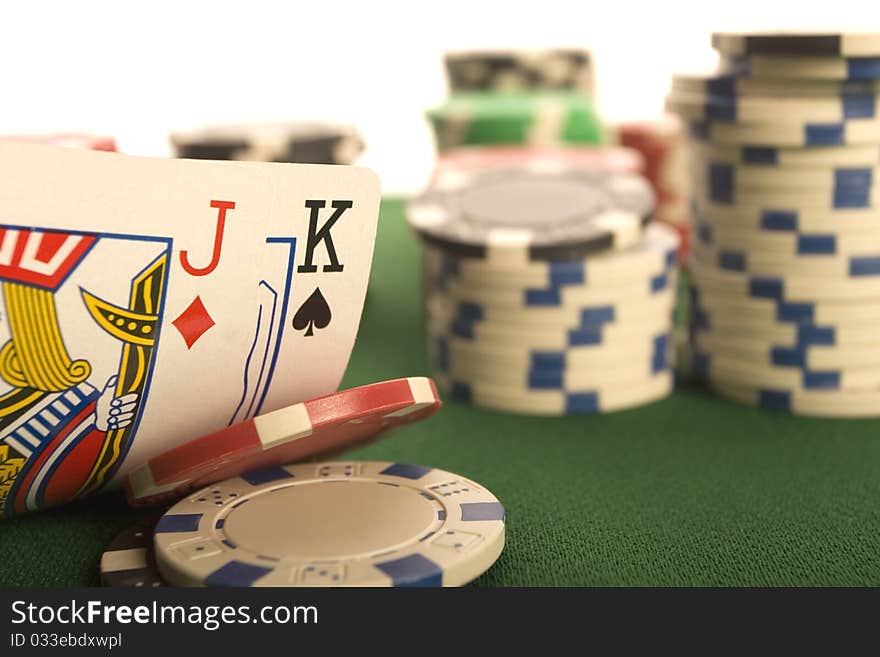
[712,32,880,57]
[170,122,364,165]
[100,516,165,587]
[444,49,593,93]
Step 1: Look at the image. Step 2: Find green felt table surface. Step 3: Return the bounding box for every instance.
[2,198,880,587]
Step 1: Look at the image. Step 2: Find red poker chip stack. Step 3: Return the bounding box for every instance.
[615,117,692,263]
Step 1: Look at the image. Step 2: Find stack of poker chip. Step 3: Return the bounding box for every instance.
[444,49,595,94]
[101,378,507,588]
[666,31,880,417]
[406,150,680,415]
[429,48,603,152]
[170,121,364,164]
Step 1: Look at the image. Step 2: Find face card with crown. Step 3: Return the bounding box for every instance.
[0,142,380,516]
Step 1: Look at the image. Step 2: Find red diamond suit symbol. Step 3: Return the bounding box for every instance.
[172,295,215,349]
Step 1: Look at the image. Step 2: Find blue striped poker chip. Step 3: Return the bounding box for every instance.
[442,307,673,348]
[699,164,876,208]
[723,54,880,82]
[690,285,880,328]
[695,218,880,263]
[673,91,880,123]
[703,161,876,192]
[692,204,880,239]
[153,461,505,587]
[688,142,880,169]
[689,258,880,303]
[707,379,880,418]
[691,319,880,370]
[430,258,679,312]
[666,83,880,124]
[434,267,676,335]
[694,241,880,280]
[688,115,880,148]
[691,347,880,392]
[739,145,879,167]
[426,223,680,308]
[690,196,880,237]
[439,332,672,391]
[442,370,674,415]
[433,270,678,310]
[428,246,676,296]
[671,73,880,99]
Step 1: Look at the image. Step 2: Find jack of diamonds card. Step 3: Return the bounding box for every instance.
[0,142,380,517]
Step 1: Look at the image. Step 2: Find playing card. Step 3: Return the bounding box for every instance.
[0,142,380,516]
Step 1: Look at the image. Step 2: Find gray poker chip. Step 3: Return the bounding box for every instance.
[406,164,654,262]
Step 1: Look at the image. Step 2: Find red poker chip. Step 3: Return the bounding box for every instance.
[434,145,644,178]
[0,133,117,152]
[614,118,683,199]
[616,117,691,262]
[125,377,442,508]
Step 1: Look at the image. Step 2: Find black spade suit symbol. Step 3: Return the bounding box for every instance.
[292,287,332,337]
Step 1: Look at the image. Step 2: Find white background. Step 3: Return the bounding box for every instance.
[3,1,878,192]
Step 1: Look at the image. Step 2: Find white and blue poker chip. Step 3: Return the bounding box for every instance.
[692,312,880,362]
[692,160,879,190]
[433,273,677,310]
[669,92,880,124]
[690,285,880,327]
[153,461,505,587]
[692,324,880,371]
[671,74,880,100]
[692,168,880,209]
[694,219,880,259]
[692,348,880,392]
[428,294,675,349]
[424,222,680,293]
[690,259,880,302]
[687,115,880,148]
[708,378,880,418]
[437,370,674,416]
[692,241,880,280]
[722,54,880,82]
[691,196,880,233]
[428,284,676,329]
[433,331,673,392]
[691,289,880,332]
[690,142,880,169]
